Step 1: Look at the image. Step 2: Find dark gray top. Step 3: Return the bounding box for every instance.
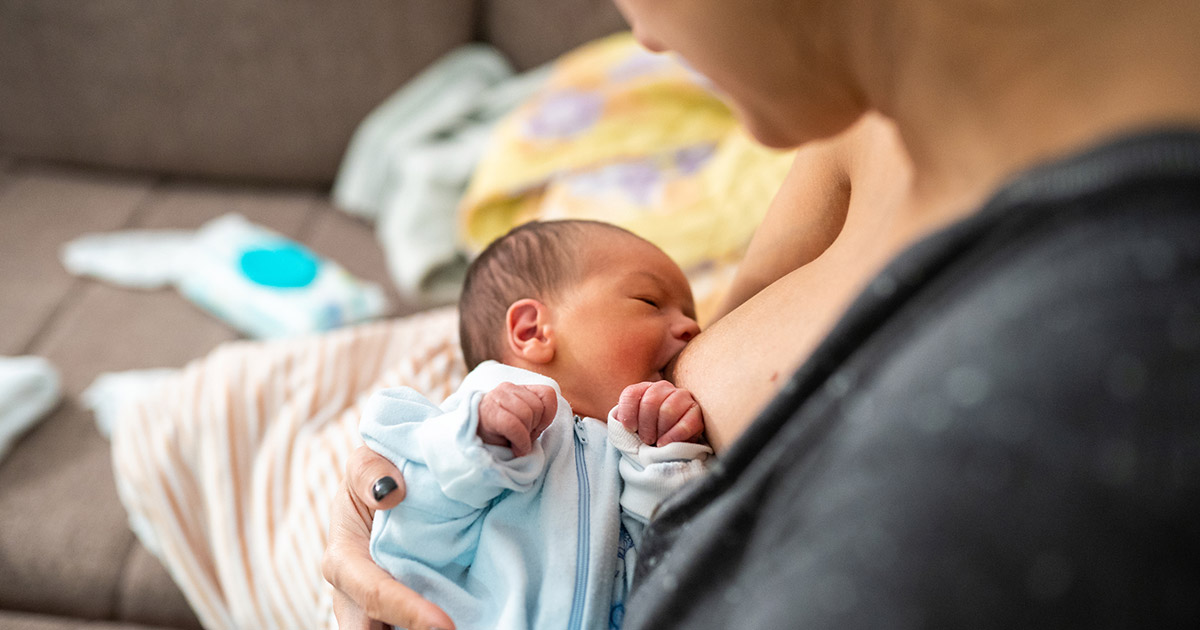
[625,129,1200,629]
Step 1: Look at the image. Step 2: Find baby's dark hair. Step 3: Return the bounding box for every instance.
[459,220,638,369]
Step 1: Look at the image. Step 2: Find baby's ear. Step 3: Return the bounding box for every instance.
[505,299,556,364]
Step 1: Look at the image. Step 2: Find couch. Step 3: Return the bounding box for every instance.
[0,1,626,628]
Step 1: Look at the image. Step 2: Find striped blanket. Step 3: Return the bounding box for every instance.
[111,306,466,629]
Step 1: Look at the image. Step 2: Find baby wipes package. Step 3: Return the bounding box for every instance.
[62,213,389,339]
[180,214,388,338]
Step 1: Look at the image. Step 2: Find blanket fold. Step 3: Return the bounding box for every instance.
[0,356,61,463]
[111,308,466,629]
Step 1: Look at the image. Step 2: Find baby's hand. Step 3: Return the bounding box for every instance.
[477,382,558,457]
[615,381,704,447]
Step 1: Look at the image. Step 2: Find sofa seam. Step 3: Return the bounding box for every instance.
[18,177,164,356]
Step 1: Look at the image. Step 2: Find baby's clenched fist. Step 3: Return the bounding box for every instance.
[615,380,705,447]
[477,382,558,457]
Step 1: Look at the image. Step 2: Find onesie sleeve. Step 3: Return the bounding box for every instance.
[606,408,713,524]
[360,385,548,509]
[361,384,552,577]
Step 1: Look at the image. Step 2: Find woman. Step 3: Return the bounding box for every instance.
[325,0,1200,627]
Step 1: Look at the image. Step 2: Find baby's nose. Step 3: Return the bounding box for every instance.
[674,316,700,342]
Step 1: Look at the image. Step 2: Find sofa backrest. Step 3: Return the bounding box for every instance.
[0,0,627,185]
[479,0,628,71]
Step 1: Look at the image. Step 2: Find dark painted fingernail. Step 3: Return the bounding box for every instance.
[372,476,398,502]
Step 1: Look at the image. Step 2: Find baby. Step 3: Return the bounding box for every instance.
[360,219,712,630]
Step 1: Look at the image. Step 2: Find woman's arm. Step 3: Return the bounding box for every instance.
[708,133,853,322]
[676,113,913,452]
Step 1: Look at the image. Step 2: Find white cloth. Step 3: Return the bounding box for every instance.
[60,230,195,289]
[333,44,550,303]
[0,356,62,462]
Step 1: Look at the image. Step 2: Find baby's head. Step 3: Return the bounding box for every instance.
[460,220,700,419]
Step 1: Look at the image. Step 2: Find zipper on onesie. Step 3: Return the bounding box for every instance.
[567,415,591,630]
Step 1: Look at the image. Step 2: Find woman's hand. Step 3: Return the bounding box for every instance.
[323,446,456,630]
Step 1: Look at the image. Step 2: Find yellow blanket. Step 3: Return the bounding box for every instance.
[460,32,794,323]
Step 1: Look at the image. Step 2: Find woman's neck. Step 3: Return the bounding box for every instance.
[867,1,1200,227]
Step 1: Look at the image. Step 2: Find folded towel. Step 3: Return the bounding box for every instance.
[0,356,62,462]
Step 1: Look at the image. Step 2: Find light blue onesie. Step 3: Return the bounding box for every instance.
[361,361,711,630]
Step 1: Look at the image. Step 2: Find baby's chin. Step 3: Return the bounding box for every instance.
[579,402,612,422]
[570,390,615,422]
[661,354,684,384]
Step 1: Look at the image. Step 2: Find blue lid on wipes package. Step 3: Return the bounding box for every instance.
[239,242,321,289]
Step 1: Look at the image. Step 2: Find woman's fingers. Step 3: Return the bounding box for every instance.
[347,445,405,510]
[324,446,455,630]
[328,544,453,628]
[330,587,378,630]
[326,531,455,630]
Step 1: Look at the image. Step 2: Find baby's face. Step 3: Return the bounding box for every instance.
[547,230,700,419]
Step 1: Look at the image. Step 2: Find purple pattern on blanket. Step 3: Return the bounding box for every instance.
[612,161,663,205]
[609,50,674,81]
[564,158,664,206]
[674,144,716,175]
[522,90,604,140]
[561,143,717,208]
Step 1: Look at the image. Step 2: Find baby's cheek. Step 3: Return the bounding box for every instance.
[609,331,658,372]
